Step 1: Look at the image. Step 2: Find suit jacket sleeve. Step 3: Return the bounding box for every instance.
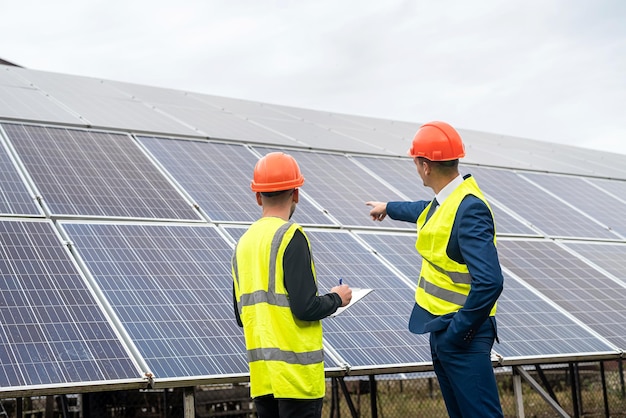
[386,201,429,223]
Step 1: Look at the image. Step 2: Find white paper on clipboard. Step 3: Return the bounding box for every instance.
[330,288,374,317]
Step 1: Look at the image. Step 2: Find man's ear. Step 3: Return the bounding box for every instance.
[293,188,299,203]
[256,192,263,206]
[422,160,431,176]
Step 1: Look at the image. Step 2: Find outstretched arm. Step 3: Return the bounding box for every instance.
[366,200,430,224]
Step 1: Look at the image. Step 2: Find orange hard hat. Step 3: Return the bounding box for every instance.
[407,121,465,161]
[251,152,305,192]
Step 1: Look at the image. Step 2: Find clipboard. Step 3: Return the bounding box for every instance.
[330,287,374,317]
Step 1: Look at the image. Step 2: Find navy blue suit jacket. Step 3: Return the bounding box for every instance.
[387,190,503,346]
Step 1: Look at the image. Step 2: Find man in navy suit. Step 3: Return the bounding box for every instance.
[366,121,504,417]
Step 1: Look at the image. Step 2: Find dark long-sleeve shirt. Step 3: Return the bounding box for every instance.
[234,229,342,327]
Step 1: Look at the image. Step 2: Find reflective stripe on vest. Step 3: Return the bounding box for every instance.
[248,347,324,365]
[233,222,292,315]
[418,275,468,306]
[232,218,325,399]
[423,258,472,285]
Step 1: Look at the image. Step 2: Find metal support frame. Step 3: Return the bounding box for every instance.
[337,378,359,418]
[515,366,571,418]
[534,364,561,407]
[368,375,378,418]
[183,387,195,418]
[599,361,610,418]
[330,378,340,418]
[569,363,581,418]
[617,358,626,399]
[512,367,525,418]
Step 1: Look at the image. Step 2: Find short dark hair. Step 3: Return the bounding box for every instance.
[417,157,459,168]
[260,189,294,198]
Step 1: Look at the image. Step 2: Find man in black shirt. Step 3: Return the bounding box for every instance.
[232,152,352,418]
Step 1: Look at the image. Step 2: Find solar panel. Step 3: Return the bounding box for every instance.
[11,69,198,136]
[587,177,626,205]
[0,69,82,124]
[497,239,626,349]
[299,230,432,369]
[0,132,42,216]
[467,166,618,239]
[354,232,616,359]
[255,148,410,229]
[0,219,142,390]
[137,136,334,225]
[354,156,540,236]
[249,118,388,154]
[60,222,250,380]
[562,242,626,287]
[521,172,626,238]
[1,124,201,221]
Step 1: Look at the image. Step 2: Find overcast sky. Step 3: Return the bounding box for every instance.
[2,0,625,154]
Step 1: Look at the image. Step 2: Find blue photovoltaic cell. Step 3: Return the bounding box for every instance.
[587,177,626,202]
[498,240,626,350]
[355,156,540,236]
[1,124,201,220]
[255,147,410,229]
[521,172,626,238]
[0,138,42,216]
[562,242,626,287]
[302,230,432,368]
[0,220,141,390]
[137,136,333,225]
[467,166,617,239]
[355,232,616,358]
[61,222,250,379]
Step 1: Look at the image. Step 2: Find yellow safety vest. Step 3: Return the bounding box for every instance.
[232,217,325,399]
[415,176,498,316]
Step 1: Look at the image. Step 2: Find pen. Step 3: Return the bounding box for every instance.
[339,278,342,285]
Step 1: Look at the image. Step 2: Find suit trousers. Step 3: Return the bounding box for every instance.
[254,395,323,418]
[430,318,503,418]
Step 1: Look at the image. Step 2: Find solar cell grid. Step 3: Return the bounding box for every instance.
[250,120,386,154]
[255,147,409,229]
[0,220,141,390]
[304,230,431,368]
[521,172,626,238]
[562,242,626,287]
[61,222,249,379]
[587,177,626,205]
[354,232,615,358]
[497,239,626,350]
[2,124,201,220]
[137,136,333,225]
[0,138,42,216]
[467,166,617,239]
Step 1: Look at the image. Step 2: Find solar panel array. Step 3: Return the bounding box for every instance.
[0,133,42,216]
[0,219,143,392]
[353,232,617,360]
[2,124,201,221]
[497,240,626,349]
[60,222,249,380]
[1,110,626,393]
[136,136,333,226]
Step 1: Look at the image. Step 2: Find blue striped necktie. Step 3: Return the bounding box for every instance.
[425,198,439,222]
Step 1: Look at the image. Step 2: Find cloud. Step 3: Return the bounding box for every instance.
[1,0,625,154]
